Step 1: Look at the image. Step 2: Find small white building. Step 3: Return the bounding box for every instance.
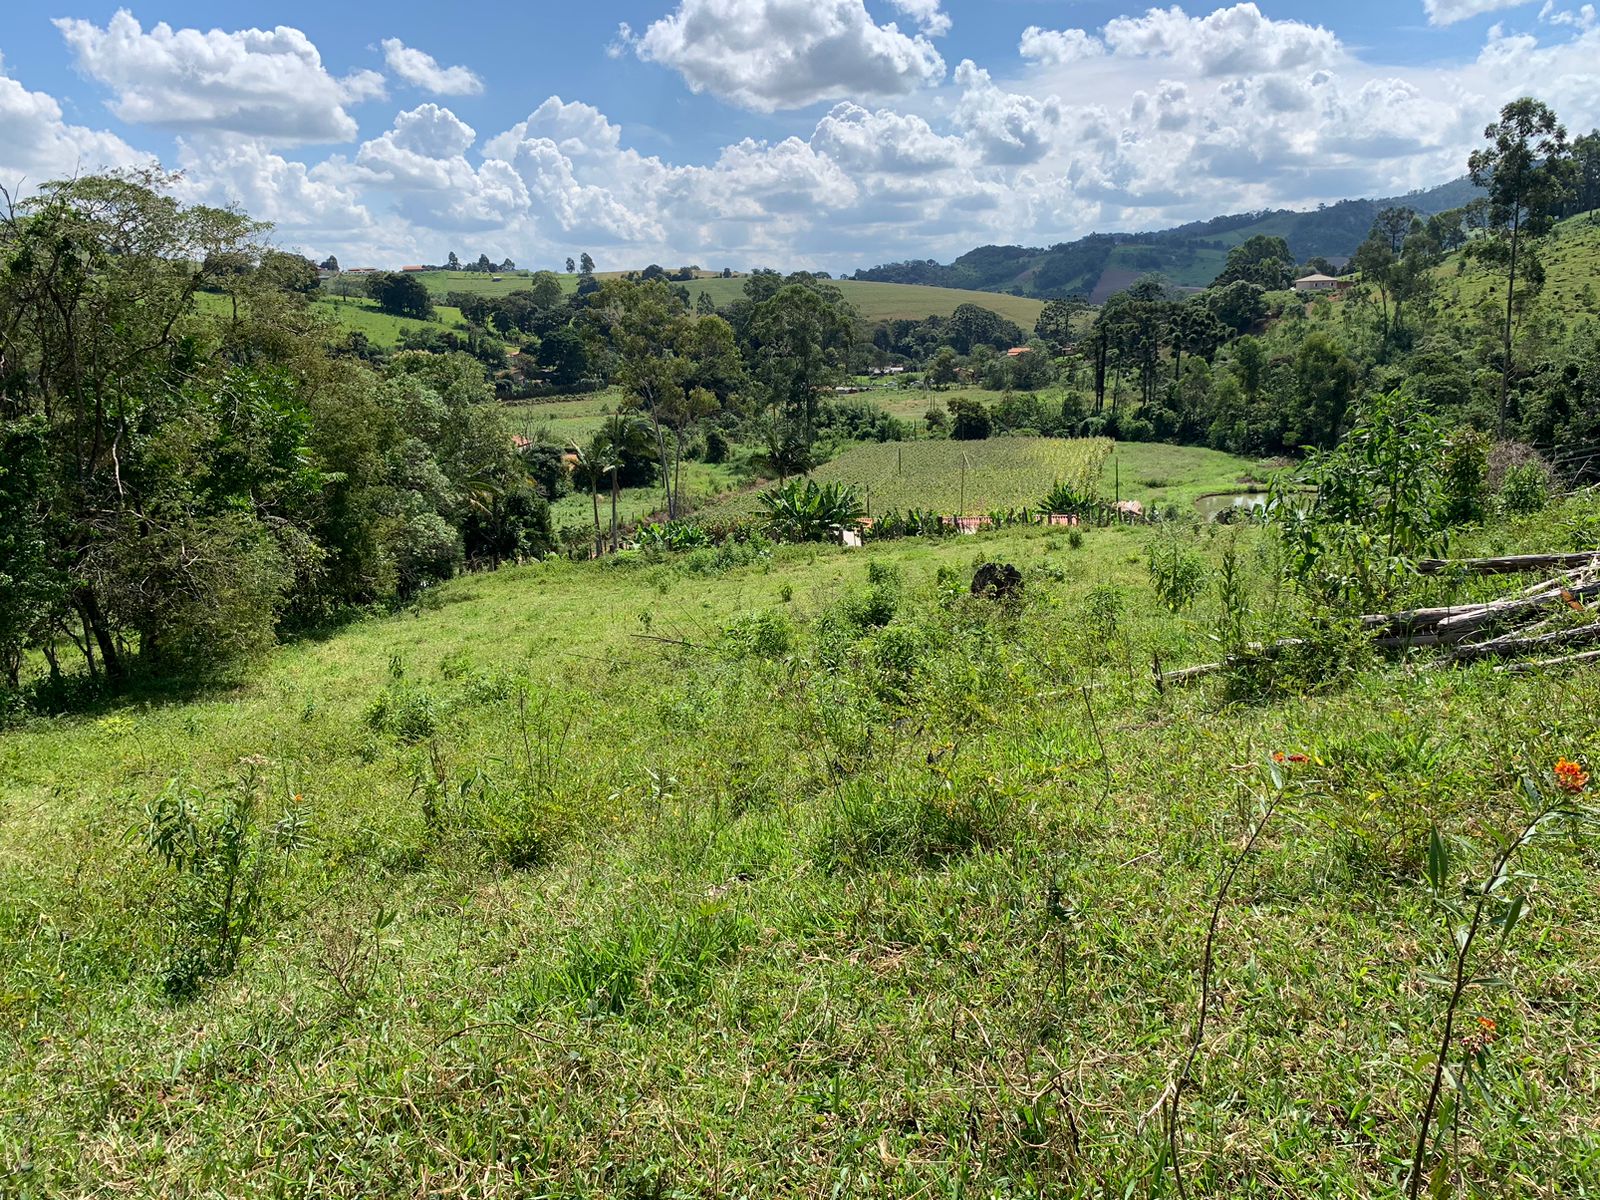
[1292,273,1348,293]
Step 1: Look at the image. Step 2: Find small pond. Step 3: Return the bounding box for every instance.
[1194,491,1272,522]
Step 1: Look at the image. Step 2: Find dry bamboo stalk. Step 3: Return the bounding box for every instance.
[1496,647,1600,674]
[1415,551,1600,576]
[1449,621,1600,661]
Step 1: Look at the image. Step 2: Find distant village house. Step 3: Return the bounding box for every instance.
[1292,273,1351,293]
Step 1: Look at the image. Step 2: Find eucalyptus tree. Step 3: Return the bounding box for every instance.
[598,279,744,520]
[747,282,855,477]
[1468,97,1572,433]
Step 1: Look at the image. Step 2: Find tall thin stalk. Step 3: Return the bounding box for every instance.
[1165,773,1283,1200]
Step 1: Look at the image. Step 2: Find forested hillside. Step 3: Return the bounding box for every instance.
[853,176,1484,299]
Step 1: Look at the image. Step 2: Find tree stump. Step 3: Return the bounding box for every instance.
[971,562,1023,600]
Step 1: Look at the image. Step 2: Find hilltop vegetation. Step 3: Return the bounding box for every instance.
[397,268,1046,327]
[1436,210,1600,321]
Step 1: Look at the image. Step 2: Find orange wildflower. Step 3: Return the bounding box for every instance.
[1554,758,1589,794]
[1272,751,1310,764]
[1461,1015,1497,1057]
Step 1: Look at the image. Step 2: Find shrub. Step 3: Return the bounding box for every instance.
[1083,583,1122,644]
[757,478,865,542]
[142,778,291,999]
[1146,528,1209,612]
[364,685,441,743]
[446,773,568,869]
[1040,479,1102,518]
[636,520,715,552]
[866,560,901,587]
[868,624,928,701]
[1439,428,1491,526]
[1498,462,1550,516]
[949,397,992,440]
[722,611,795,660]
[1220,613,1374,703]
[843,583,898,631]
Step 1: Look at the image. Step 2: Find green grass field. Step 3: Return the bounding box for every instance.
[193,291,470,349]
[312,296,469,347]
[505,391,630,444]
[4,499,1599,1195]
[698,437,1268,519]
[394,271,1046,327]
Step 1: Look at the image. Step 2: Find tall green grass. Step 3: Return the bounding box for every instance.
[3,507,1598,1195]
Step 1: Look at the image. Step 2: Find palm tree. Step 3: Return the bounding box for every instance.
[598,411,649,547]
[568,435,616,557]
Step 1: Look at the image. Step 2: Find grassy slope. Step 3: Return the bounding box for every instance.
[1434,212,1600,322]
[311,296,470,347]
[194,292,471,349]
[3,508,1599,1195]
[505,391,630,444]
[404,271,1046,327]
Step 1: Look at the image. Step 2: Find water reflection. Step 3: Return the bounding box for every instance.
[1194,492,1272,522]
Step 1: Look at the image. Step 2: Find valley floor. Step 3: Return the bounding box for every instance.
[2,516,1598,1196]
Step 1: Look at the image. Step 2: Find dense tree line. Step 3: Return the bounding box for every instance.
[0,173,549,694]
[946,98,1600,458]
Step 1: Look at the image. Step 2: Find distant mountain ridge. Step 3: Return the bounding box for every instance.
[853,176,1481,302]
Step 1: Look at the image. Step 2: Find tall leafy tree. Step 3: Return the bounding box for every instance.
[1033,297,1084,352]
[1212,235,1295,290]
[600,280,742,519]
[1468,97,1572,432]
[0,172,273,678]
[748,283,855,477]
[365,271,434,319]
[1559,129,1600,216]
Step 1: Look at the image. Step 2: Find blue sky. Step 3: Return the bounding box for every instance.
[1,1,1595,271]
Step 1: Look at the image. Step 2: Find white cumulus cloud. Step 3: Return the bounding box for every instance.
[172,137,373,233]
[810,101,964,172]
[55,10,379,143]
[1019,26,1106,66]
[0,55,146,191]
[886,0,952,36]
[1102,4,1341,76]
[380,38,484,96]
[952,60,1062,165]
[626,0,946,111]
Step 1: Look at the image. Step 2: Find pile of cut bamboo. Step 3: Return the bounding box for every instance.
[1156,551,1600,689]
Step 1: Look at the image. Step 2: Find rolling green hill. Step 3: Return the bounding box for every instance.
[391,271,1046,327]
[856,176,1481,300]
